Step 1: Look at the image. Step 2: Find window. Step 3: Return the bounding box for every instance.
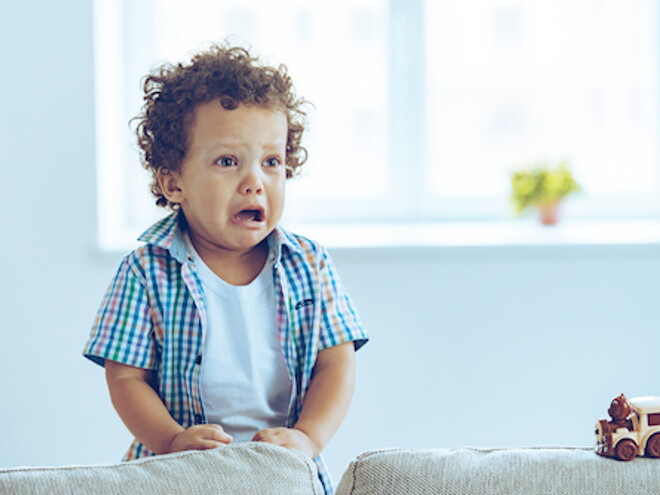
[94,0,660,251]
[649,413,660,427]
[423,0,660,219]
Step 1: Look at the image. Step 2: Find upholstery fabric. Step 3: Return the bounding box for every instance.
[336,446,660,495]
[0,443,323,495]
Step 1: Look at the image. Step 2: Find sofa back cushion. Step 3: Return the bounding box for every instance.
[0,443,323,495]
[336,446,660,495]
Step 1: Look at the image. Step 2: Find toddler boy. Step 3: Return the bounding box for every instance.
[83,43,368,494]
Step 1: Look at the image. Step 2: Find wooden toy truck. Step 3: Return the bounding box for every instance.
[595,394,660,461]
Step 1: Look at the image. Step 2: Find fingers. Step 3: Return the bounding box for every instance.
[252,428,276,442]
[203,424,233,444]
[252,427,290,444]
[169,424,233,453]
[172,426,316,458]
[251,427,316,458]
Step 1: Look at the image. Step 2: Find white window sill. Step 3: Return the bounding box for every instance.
[294,218,660,256]
[95,218,660,262]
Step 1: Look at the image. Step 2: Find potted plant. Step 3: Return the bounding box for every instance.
[510,161,581,225]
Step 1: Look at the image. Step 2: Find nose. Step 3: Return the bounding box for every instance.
[239,167,264,195]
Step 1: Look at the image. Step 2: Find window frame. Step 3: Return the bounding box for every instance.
[93,0,660,252]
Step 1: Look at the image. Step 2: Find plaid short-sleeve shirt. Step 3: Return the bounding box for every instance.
[83,213,368,493]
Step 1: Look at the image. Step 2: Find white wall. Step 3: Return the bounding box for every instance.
[2,0,660,483]
[327,245,660,476]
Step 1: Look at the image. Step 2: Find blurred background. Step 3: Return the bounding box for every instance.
[2,0,660,481]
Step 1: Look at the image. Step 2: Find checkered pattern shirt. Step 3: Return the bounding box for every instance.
[83,212,368,494]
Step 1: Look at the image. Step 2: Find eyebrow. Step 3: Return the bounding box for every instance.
[211,137,286,149]
[201,139,286,160]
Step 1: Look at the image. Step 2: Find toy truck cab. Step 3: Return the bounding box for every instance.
[595,395,660,461]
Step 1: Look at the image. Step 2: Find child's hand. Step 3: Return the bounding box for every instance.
[252,427,318,458]
[167,424,233,453]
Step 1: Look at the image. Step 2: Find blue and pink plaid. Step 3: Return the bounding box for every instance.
[83,212,368,492]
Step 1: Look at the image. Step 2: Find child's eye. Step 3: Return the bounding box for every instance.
[263,157,282,168]
[215,156,237,167]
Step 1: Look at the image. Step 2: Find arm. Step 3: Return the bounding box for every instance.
[252,342,355,458]
[105,360,232,454]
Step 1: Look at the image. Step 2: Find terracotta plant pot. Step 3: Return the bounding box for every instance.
[537,201,560,225]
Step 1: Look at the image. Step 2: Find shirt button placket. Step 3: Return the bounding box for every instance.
[194,354,203,424]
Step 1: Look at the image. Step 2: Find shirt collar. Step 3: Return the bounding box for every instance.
[268,224,305,264]
[138,211,304,264]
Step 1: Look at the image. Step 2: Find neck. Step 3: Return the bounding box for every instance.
[189,234,269,286]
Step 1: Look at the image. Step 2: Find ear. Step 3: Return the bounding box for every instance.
[157,168,185,204]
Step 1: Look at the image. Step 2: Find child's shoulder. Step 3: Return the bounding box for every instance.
[119,243,178,280]
[126,242,173,263]
[275,226,328,259]
[123,213,186,270]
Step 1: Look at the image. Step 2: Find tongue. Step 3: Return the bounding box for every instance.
[235,210,259,222]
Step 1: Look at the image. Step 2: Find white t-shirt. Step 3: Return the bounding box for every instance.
[184,234,293,442]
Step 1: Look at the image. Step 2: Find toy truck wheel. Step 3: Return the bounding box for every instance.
[646,434,660,458]
[615,439,637,461]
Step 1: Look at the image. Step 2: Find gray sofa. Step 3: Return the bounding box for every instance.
[2,443,659,494]
[336,446,660,494]
[0,444,322,495]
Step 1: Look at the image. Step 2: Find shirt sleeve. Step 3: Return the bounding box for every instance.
[82,255,158,369]
[317,246,368,351]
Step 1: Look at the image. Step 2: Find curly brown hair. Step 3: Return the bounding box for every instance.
[133,42,309,208]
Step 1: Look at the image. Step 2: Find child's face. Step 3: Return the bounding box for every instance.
[160,101,288,256]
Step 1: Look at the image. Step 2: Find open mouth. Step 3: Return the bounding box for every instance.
[233,208,264,223]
